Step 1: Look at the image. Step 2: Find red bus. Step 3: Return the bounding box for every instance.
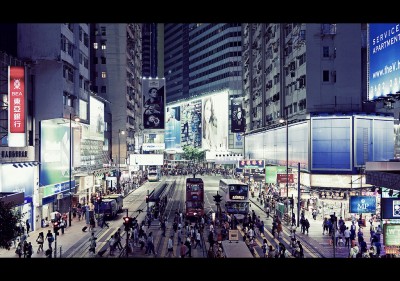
[185,177,204,220]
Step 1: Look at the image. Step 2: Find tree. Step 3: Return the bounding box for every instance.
[182,145,205,164]
[0,200,22,250]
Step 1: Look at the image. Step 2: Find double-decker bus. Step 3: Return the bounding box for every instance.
[185,177,204,220]
[148,165,161,182]
[219,178,250,220]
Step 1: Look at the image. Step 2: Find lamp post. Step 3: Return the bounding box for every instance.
[117,129,126,193]
[279,117,289,200]
[69,113,80,227]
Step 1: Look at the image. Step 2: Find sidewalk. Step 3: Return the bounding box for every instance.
[249,196,384,258]
[0,215,94,258]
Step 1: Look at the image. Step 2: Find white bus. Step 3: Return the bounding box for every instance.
[219,178,250,220]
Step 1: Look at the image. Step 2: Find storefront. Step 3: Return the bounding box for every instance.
[0,146,37,229]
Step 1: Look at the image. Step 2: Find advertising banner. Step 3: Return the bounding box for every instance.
[181,99,202,148]
[238,159,264,169]
[142,78,165,129]
[369,24,400,100]
[0,163,34,197]
[384,224,400,246]
[129,154,163,166]
[381,197,400,219]
[89,96,104,141]
[233,133,243,149]
[231,97,245,133]
[202,93,228,151]
[165,105,181,149]
[8,66,26,147]
[40,120,70,186]
[349,196,377,213]
[265,166,286,184]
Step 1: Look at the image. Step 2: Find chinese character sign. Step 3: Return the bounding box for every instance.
[8,66,25,133]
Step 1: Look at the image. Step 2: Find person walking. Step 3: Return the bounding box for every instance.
[46,230,54,250]
[180,241,187,258]
[36,232,44,253]
[194,231,202,249]
[165,235,175,257]
[88,232,97,256]
[25,219,30,236]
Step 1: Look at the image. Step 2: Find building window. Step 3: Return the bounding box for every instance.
[66,23,73,32]
[79,27,83,42]
[93,42,98,49]
[79,75,83,88]
[63,92,73,107]
[323,70,330,82]
[323,46,329,58]
[84,80,89,91]
[101,72,107,78]
[83,33,89,47]
[101,86,107,93]
[63,65,74,82]
[83,56,89,69]
[101,40,107,50]
[101,57,106,64]
[101,26,106,36]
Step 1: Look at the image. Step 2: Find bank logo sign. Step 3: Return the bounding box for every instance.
[349,196,376,213]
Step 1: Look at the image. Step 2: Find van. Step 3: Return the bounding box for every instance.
[102,194,124,213]
[94,199,118,218]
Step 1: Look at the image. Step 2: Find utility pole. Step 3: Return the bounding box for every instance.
[126,208,129,257]
[297,162,301,227]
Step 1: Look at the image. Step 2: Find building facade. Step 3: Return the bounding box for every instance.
[90,23,143,192]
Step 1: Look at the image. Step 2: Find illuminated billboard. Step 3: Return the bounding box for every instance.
[231,97,245,133]
[89,96,104,141]
[39,119,76,198]
[349,196,376,213]
[8,66,26,147]
[202,92,228,151]
[369,24,400,100]
[181,99,202,148]
[142,78,165,129]
[165,105,181,149]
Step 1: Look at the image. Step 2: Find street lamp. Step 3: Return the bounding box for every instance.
[279,117,289,201]
[69,113,80,227]
[117,129,126,193]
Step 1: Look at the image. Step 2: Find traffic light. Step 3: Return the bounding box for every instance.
[123,216,131,231]
[53,221,60,236]
[213,192,222,203]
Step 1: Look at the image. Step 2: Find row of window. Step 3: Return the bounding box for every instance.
[93,41,107,50]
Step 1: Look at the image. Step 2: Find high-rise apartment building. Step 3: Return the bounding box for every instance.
[90,23,142,167]
[243,23,367,131]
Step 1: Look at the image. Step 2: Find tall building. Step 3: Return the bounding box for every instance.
[242,24,393,217]
[243,23,367,131]
[17,23,96,229]
[164,24,243,163]
[164,23,242,103]
[142,23,158,78]
[90,23,142,174]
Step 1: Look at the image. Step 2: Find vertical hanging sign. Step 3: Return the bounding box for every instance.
[8,66,26,147]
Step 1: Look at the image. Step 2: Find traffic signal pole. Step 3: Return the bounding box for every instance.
[126,208,129,257]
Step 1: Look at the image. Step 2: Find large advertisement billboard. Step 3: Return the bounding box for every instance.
[129,154,163,166]
[89,96,104,141]
[8,66,26,147]
[165,105,181,149]
[0,163,34,197]
[384,224,400,246]
[381,197,400,219]
[202,93,228,151]
[39,119,77,197]
[181,99,202,148]
[231,97,245,133]
[369,24,400,100]
[349,196,376,213]
[142,78,165,129]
